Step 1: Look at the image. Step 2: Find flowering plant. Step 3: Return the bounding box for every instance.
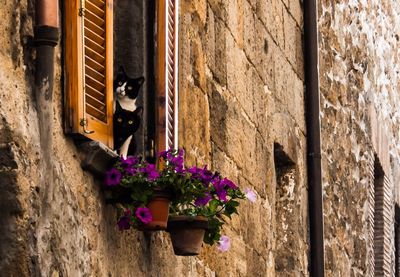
[105,149,257,250]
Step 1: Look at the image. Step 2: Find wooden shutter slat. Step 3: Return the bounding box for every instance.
[84,27,105,47]
[85,56,105,73]
[85,46,105,64]
[86,74,105,91]
[86,84,105,100]
[85,37,105,55]
[84,18,104,37]
[86,102,106,121]
[85,9,105,27]
[87,0,105,8]
[85,0,105,17]
[85,65,105,82]
[86,93,106,109]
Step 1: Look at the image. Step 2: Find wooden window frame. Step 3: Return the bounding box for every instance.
[64,0,114,149]
[155,0,180,153]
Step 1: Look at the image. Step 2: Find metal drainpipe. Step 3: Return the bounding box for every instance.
[34,0,58,193]
[304,0,325,276]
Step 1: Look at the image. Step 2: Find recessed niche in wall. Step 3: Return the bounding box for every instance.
[274,143,299,275]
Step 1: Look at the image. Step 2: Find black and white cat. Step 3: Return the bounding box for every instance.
[113,101,143,157]
[113,66,145,157]
[114,66,145,112]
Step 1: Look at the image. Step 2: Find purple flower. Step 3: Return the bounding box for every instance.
[139,164,160,181]
[189,166,214,184]
[117,209,132,231]
[125,167,137,176]
[220,178,238,190]
[217,235,231,252]
[212,178,228,202]
[194,193,212,206]
[216,189,227,202]
[159,150,169,158]
[188,166,202,175]
[120,156,139,168]
[105,168,122,186]
[200,166,214,183]
[135,207,153,224]
[244,188,257,203]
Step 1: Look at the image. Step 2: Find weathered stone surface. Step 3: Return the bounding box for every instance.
[319,0,400,275]
[0,0,308,276]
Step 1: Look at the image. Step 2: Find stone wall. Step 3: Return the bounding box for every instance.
[178,0,307,275]
[0,0,307,276]
[318,0,400,275]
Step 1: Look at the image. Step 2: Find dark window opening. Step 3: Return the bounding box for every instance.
[113,0,156,159]
[373,155,385,276]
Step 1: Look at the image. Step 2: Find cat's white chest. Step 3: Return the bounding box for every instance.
[116,97,137,112]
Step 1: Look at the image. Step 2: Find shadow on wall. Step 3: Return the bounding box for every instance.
[210,89,228,145]
[0,120,24,275]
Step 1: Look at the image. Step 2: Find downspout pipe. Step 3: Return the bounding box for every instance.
[304,0,325,276]
[34,1,58,191]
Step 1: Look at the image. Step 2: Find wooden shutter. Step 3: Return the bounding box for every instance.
[64,0,113,149]
[155,0,180,152]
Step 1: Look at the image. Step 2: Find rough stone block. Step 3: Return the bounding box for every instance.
[179,84,211,166]
[283,9,297,70]
[226,0,245,49]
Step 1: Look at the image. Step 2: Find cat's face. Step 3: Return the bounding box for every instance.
[114,66,145,100]
[114,105,143,135]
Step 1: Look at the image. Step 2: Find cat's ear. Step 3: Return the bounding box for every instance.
[118,66,126,75]
[133,106,144,117]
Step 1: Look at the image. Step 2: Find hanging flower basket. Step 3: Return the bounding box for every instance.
[167,216,209,256]
[105,149,258,253]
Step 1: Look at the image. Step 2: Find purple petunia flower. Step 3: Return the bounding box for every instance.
[117,209,132,231]
[120,156,139,168]
[217,235,231,252]
[194,193,212,206]
[139,164,160,181]
[188,166,202,175]
[125,167,137,176]
[212,178,228,202]
[220,178,238,190]
[135,207,153,224]
[200,166,214,183]
[105,168,122,186]
[159,150,169,159]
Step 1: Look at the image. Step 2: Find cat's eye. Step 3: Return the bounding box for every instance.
[117,118,122,122]
[127,86,132,90]
[128,120,134,125]
[118,82,122,85]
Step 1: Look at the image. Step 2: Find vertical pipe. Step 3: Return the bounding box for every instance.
[34,0,59,194]
[304,0,325,276]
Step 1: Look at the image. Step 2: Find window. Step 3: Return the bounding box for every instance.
[63,0,180,155]
[373,155,393,276]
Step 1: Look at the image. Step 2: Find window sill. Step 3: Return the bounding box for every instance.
[77,141,118,179]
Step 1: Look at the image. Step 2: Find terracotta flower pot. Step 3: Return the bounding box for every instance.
[167,216,209,256]
[142,188,171,231]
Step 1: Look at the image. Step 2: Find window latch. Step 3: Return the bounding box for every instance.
[79,8,85,16]
[79,0,85,16]
[80,118,94,134]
